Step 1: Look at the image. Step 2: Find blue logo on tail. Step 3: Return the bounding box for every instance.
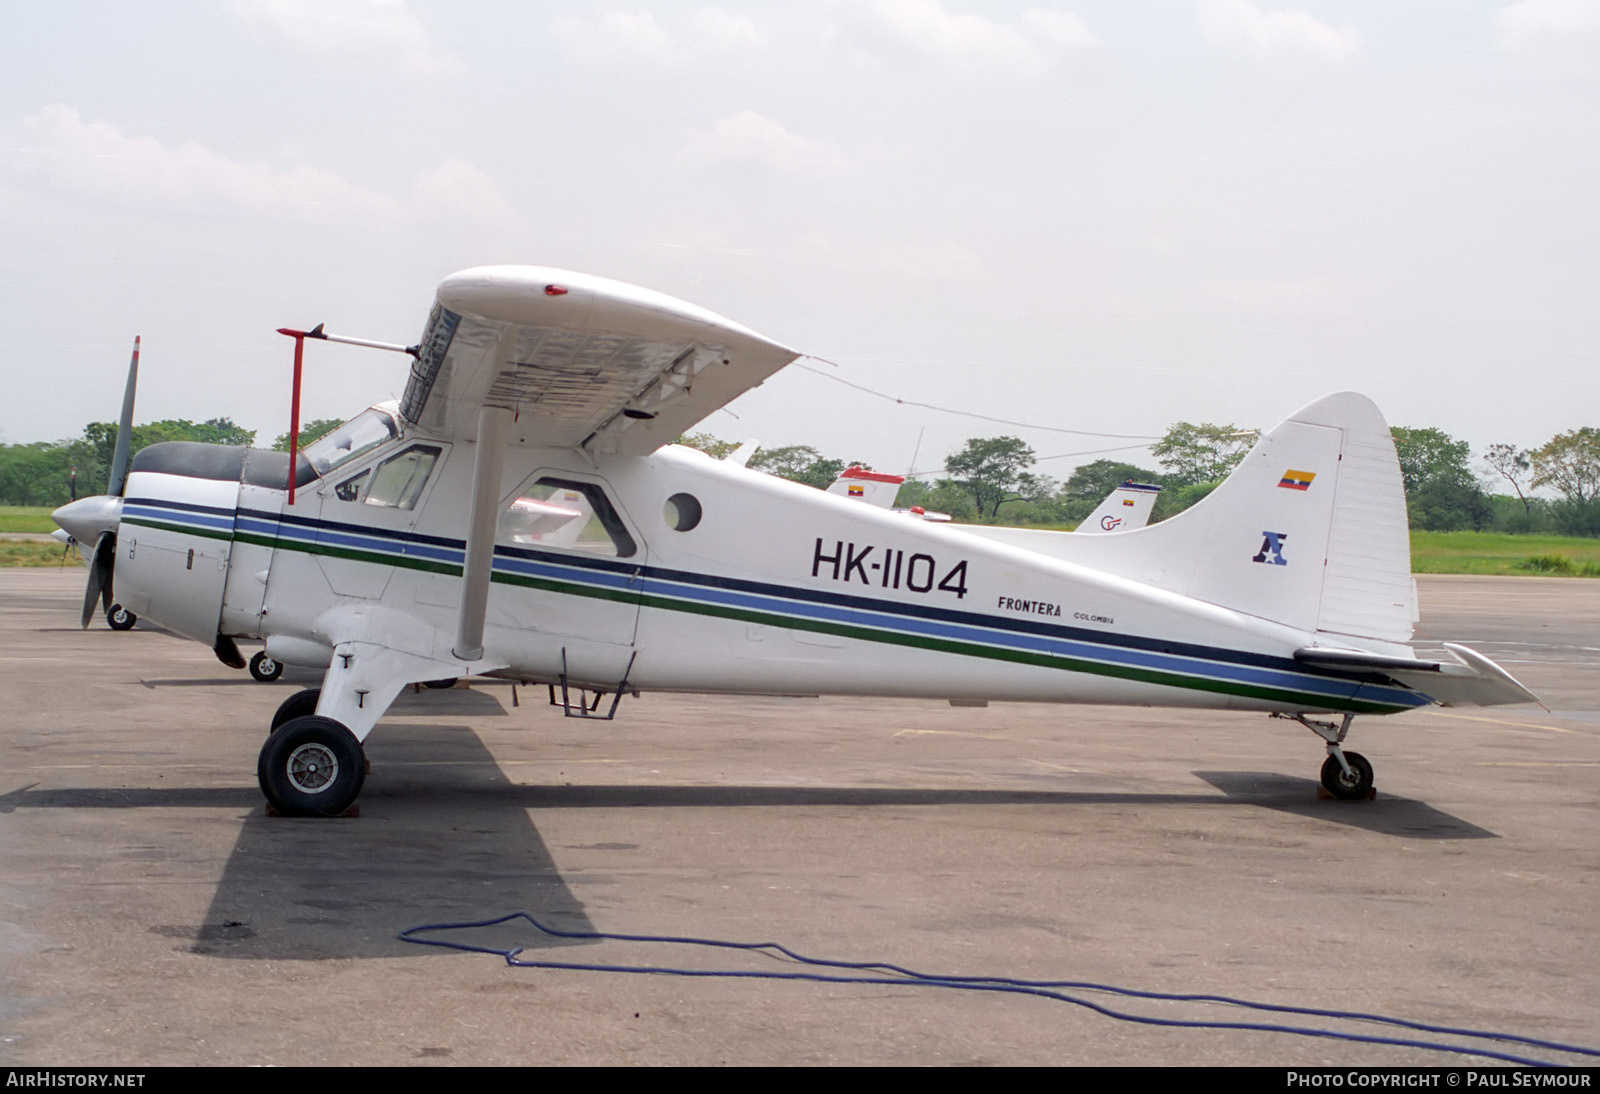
[1252,532,1288,566]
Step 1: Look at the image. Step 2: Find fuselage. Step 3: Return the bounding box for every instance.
[106,416,1427,719]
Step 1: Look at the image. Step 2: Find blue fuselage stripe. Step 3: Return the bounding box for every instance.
[122,499,1428,708]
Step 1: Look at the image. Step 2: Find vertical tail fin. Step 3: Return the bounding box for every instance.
[1076,480,1161,534]
[1066,392,1414,649]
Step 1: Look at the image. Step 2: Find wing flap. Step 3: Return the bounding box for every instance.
[401,266,799,453]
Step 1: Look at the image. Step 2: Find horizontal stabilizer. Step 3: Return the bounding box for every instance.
[1296,643,1542,708]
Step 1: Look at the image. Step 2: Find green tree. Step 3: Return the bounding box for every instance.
[2,417,259,506]
[748,445,865,489]
[1530,428,1600,536]
[892,478,979,522]
[1057,459,1164,523]
[0,441,78,506]
[1151,422,1257,486]
[84,417,256,474]
[1530,428,1600,504]
[273,419,344,451]
[1391,426,1491,531]
[943,436,1041,520]
[1062,459,1164,502]
[1482,443,1534,517]
[1152,481,1221,523]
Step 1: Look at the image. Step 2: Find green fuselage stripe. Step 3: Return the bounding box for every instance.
[131,518,1411,714]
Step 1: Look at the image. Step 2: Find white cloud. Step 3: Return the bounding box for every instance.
[688,7,766,53]
[1197,0,1360,63]
[1495,0,1600,48]
[9,104,516,227]
[871,241,985,278]
[553,6,766,63]
[230,0,454,72]
[677,110,853,177]
[852,0,1099,76]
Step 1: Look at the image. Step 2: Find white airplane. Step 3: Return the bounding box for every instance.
[1078,480,1161,533]
[53,265,1538,817]
[822,466,1158,531]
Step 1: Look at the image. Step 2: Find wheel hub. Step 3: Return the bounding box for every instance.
[286,743,338,794]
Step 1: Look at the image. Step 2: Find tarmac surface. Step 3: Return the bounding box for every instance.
[1,568,1597,1067]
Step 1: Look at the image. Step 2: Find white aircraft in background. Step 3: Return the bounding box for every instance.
[1079,480,1161,533]
[824,466,1161,532]
[53,266,1537,817]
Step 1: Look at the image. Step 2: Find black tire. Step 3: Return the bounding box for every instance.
[257,715,365,817]
[423,678,459,690]
[106,604,137,631]
[270,688,321,732]
[249,651,285,683]
[1321,751,1375,801]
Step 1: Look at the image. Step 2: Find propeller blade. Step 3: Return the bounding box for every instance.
[80,531,116,628]
[107,336,140,497]
[97,532,117,613]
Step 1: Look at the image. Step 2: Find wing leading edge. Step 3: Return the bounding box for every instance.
[400,266,800,453]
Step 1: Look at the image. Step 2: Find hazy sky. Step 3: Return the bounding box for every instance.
[3,0,1596,482]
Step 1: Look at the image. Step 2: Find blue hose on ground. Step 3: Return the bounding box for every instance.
[400,911,1598,1067]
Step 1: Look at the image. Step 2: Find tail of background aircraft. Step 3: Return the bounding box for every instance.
[825,466,904,508]
[1076,480,1161,534]
[1064,392,1416,651]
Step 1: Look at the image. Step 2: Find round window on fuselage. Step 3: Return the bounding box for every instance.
[664,492,702,532]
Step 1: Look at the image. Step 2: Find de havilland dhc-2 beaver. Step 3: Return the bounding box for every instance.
[52,266,1539,817]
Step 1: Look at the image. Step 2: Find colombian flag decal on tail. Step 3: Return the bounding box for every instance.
[1278,469,1315,491]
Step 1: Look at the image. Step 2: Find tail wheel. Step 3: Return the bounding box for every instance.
[1320,751,1375,801]
[258,715,365,817]
[249,651,285,683]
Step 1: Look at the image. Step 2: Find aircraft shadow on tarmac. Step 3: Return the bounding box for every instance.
[0,728,1495,963]
[1192,771,1496,839]
[186,722,592,961]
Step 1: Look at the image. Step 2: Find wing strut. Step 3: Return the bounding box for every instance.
[455,403,513,661]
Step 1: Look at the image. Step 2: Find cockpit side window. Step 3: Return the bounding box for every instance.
[364,445,441,510]
[333,468,369,502]
[499,478,636,558]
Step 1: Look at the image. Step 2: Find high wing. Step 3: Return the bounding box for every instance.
[399,266,800,453]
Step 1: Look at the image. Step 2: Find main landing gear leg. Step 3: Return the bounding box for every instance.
[1278,712,1375,801]
[255,638,505,817]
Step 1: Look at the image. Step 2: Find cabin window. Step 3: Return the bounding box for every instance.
[664,493,702,532]
[499,478,636,558]
[363,445,441,510]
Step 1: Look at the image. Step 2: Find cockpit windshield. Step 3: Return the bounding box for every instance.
[300,406,400,476]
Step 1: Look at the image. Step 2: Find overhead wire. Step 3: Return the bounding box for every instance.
[794,360,1163,442]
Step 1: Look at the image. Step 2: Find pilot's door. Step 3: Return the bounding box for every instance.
[310,442,448,600]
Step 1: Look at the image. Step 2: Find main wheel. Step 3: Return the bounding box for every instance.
[423,677,458,690]
[270,688,321,732]
[107,604,137,631]
[249,651,285,683]
[1320,751,1375,801]
[257,715,365,817]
